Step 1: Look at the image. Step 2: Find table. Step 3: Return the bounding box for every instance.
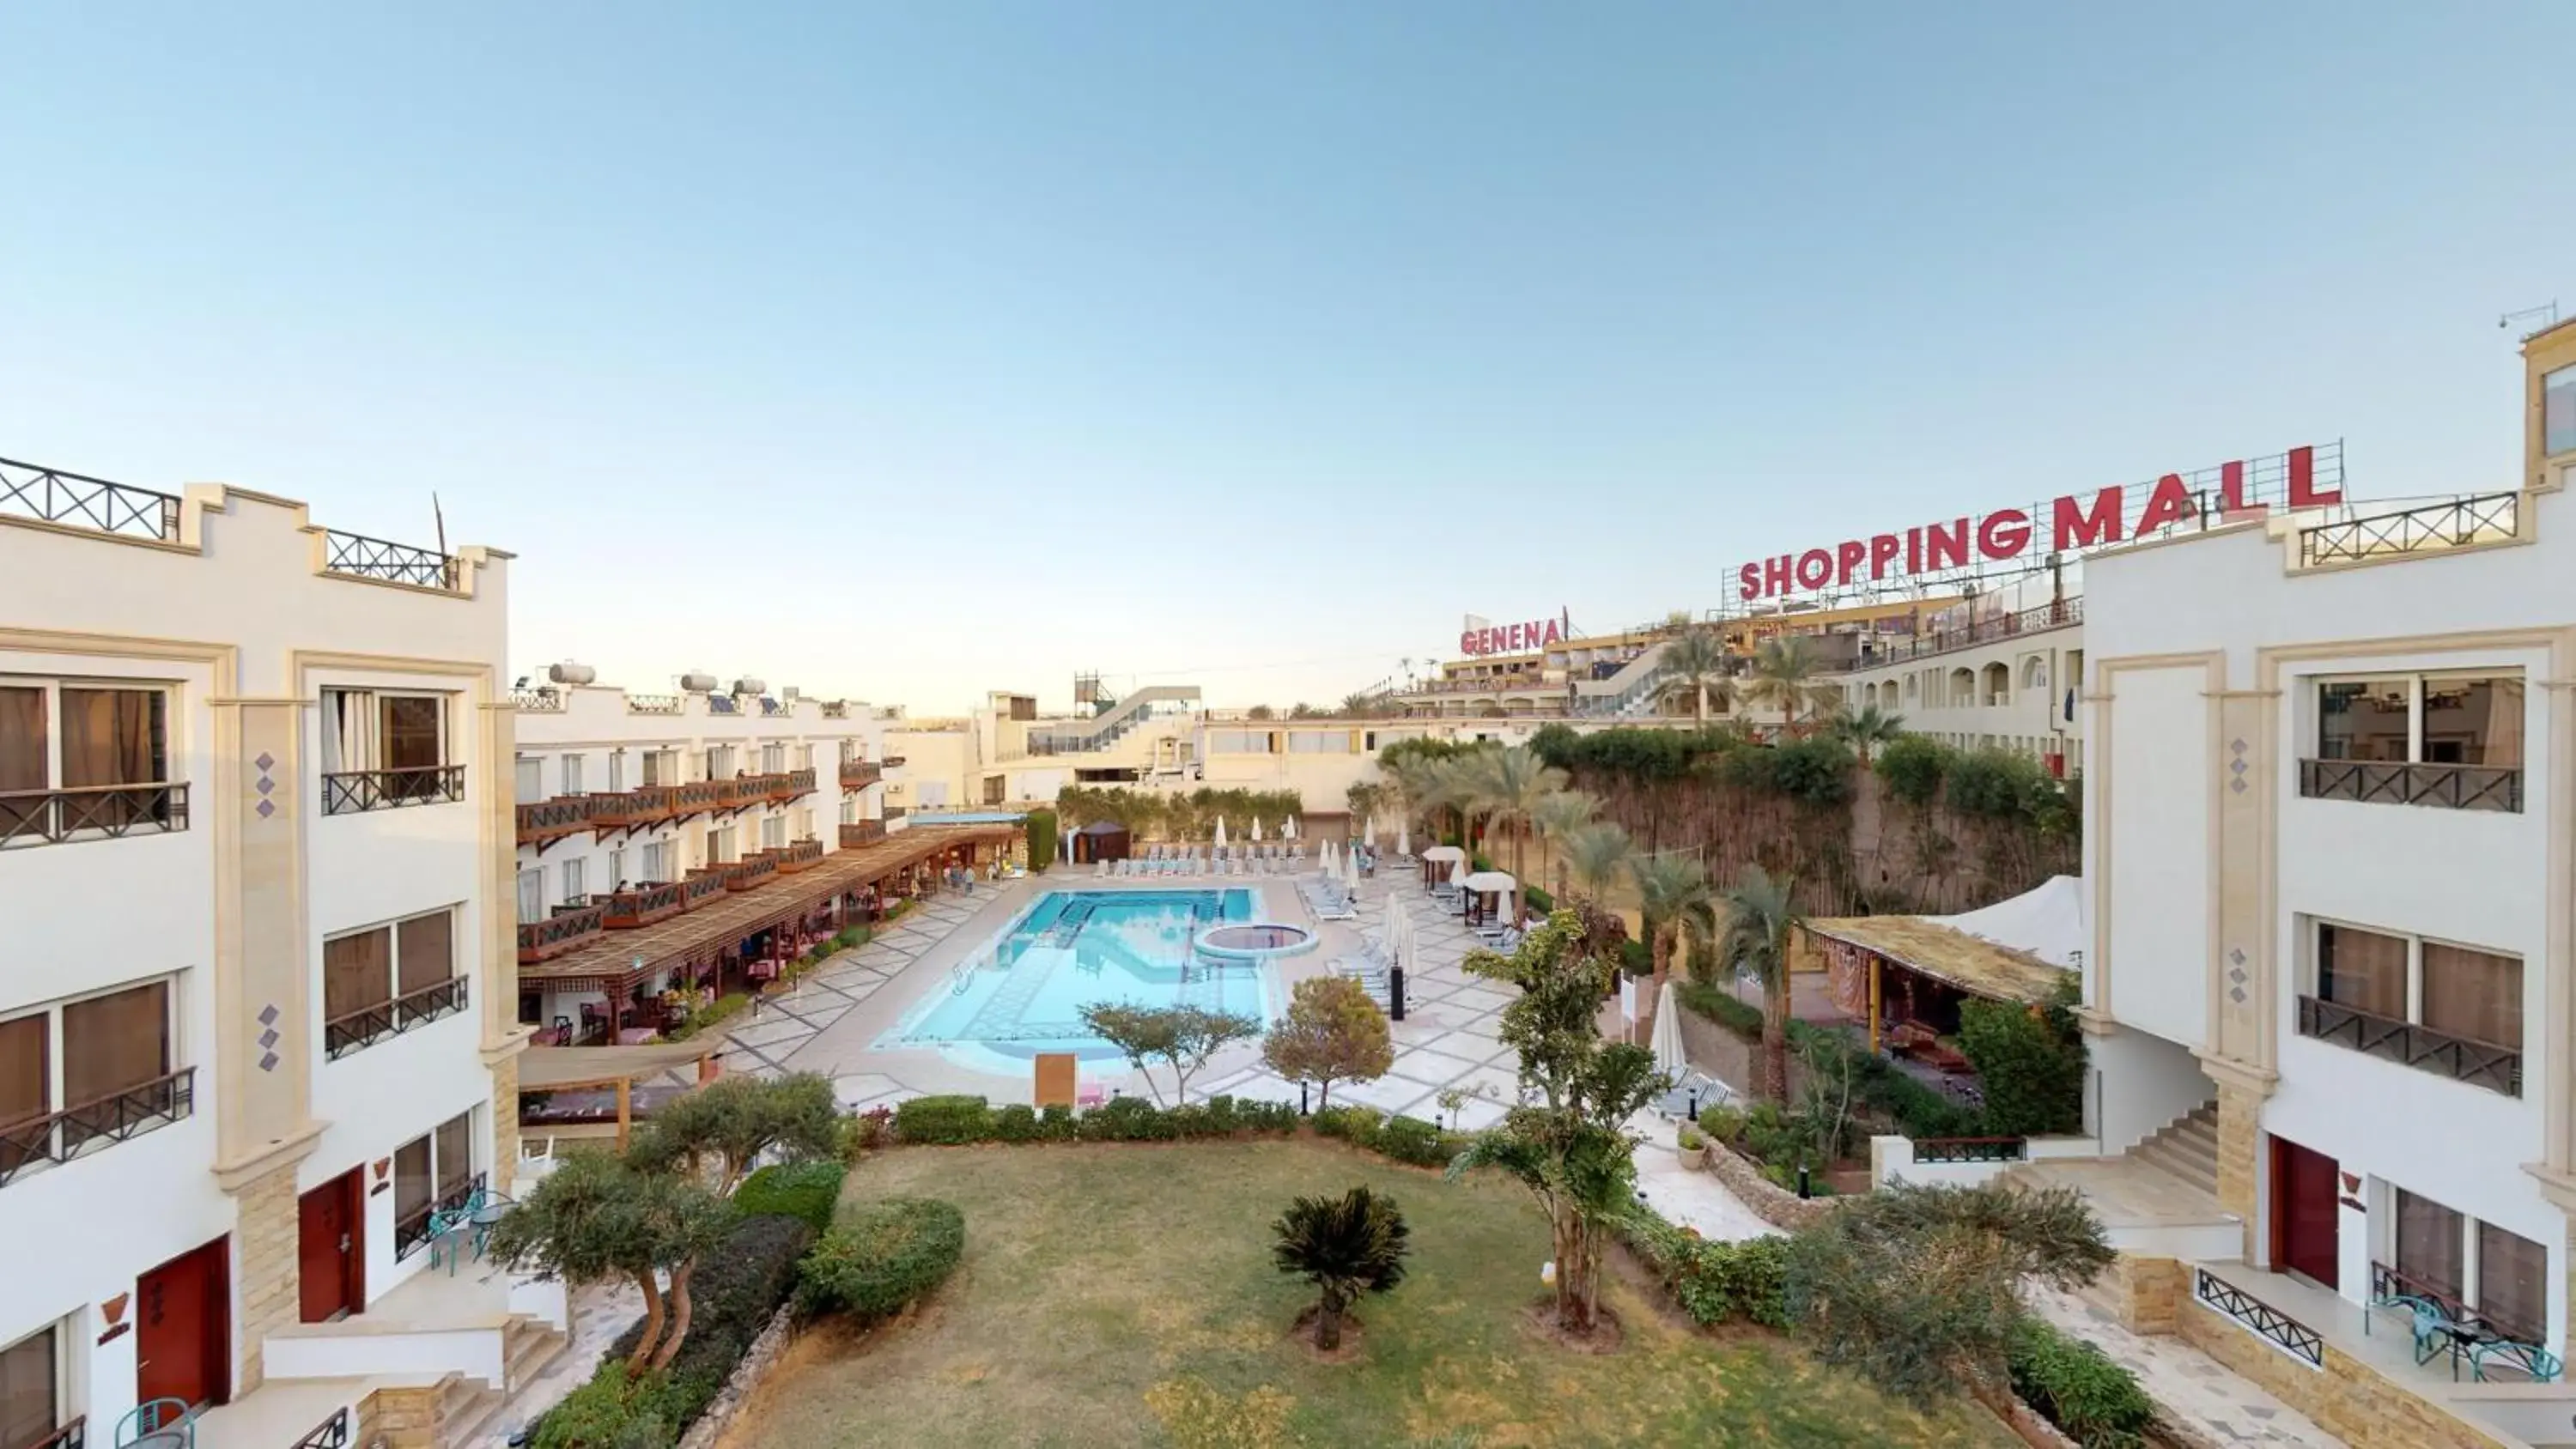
[617,1027,658,1046]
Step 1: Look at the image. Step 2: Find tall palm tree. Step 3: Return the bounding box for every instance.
[1827,703,1907,763]
[1741,637,1845,728]
[1529,789,1598,900]
[1271,1186,1411,1350]
[1559,822,1635,906]
[1720,863,1802,1101]
[1627,853,1715,1047]
[1464,746,1570,885]
[1650,625,1734,726]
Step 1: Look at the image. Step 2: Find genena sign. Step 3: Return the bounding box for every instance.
[1735,445,2342,601]
[1459,617,1566,657]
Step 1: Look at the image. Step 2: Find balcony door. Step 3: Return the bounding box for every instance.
[137,1236,228,1411]
[297,1168,365,1322]
[2271,1137,2341,1289]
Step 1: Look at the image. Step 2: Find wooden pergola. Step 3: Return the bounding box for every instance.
[519,1041,720,1151]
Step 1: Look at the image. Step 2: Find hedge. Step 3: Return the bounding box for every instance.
[1310,1104,1469,1168]
[734,1161,848,1234]
[1024,809,1058,872]
[895,1094,995,1144]
[895,1092,1301,1145]
[2008,1317,2156,1447]
[797,1197,968,1320]
[1614,1203,1789,1329]
[1675,979,1765,1039]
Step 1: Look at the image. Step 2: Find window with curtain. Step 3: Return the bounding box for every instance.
[513,757,543,803]
[434,1111,473,1199]
[607,751,626,792]
[2421,942,2522,1051]
[395,912,454,997]
[2318,923,2407,1019]
[381,695,442,773]
[762,744,784,773]
[1,687,49,799]
[393,1133,433,1245]
[324,927,393,1023]
[2396,1189,2467,1303]
[516,870,543,926]
[57,688,162,787]
[62,979,169,1113]
[762,816,786,849]
[640,841,667,884]
[2479,1222,2548,1342]
[0,1016,47,1175]
[560,858,586,906]
[561,755,584,795]
[840,795,857,826]
[0,1325,57,1449]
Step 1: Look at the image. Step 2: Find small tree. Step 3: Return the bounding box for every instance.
[1024,808,1058,872]
[1271,1186,1411,1350]
[1827,703,1907,763]
[1079,1002,1261,1106]
[485,1151,733,1373]
[1784,1179,2113,1444]
[1628,853,1715,1048]
[628,1072,841,1192]
[1449,912,1668,1337]
[1719,864,1802,1102]
[1261,978,1392,1110]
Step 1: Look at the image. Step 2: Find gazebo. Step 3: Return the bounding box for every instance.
[1460,870,1517,927]
[1068,819,1132,865]
[1419,843,1465,887]
[1796,875,2085,1065]
[517,1040,722,1152]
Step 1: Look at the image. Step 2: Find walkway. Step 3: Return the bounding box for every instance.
[710,891,987,1090]
[2024,1283,2343,1448]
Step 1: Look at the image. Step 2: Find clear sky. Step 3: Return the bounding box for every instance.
[5,5,2570,715]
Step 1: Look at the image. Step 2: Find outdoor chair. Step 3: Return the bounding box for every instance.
[2470,1337,2564,1383]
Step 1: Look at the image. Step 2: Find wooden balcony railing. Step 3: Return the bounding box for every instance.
[517,901,607,963]
[678,867,728,910]
[2297,995,2521,1096]
[325,977,470,1059]
[515,794,596,846]
[591,785,679,830]
[722,855,778,892]
[322,765,465,816]
[771,767,817,802]
[841,819,887,850]
[840,760,884,790]
[0,1070,196,1188]
[601,880,687,928]
[776,838,824,873]
[0,784,189,850]
[2299,758,2523,814]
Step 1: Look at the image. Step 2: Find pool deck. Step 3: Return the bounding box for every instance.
[703,865,1519,1120]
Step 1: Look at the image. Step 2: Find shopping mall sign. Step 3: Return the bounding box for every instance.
[1459,610,1570,657]
[1733,443,2343,603]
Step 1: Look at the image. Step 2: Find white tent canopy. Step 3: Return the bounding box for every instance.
[1461,870,1516,894]
[1923,874,2088,971]
[1421,845,1465,864]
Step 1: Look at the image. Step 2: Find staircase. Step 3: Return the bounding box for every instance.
[2124,1102,2219,1196]
[434,1315,568,1447]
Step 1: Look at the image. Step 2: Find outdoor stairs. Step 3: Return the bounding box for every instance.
[2124,1102,2220,1197]
[434,1314,568,1448]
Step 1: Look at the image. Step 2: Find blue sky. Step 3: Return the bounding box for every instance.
[4,5,2569,713]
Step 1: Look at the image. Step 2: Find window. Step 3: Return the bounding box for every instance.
[606,847,626,891]
[0,978,185,1182]
[561,754,585,795]
[2393,1189,2546,1343]
[840,794,858,826]
[762,815,787,850]
[1,680,179,846]
[561,857,586,905]
[2421,941,2522,1051]
[321,688,458,812]
[641,840,670,884]
[641,750,672,787]
[706,746,734,779]
[800,744,816,770]
[323,908,463,1057]
[2316,923,2407,1019]
[513,757,543,803]
[607,750,627,793]
[1287,731,1350,753]
[2308,673,2525,810]
[762,744,785,774]
[1,1325,58,1449]
[2304,919,2522,1094]
[705,828,726,866]
[392,1109,478,1259]
[2397,1188,2465,1303]
[516,869,543,926]
[795,808,812,840]
[2548,363,2576,458]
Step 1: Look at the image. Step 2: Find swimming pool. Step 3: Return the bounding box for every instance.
[877,888,1279,1073]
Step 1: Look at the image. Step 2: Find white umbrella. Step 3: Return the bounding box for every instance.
[1319,840,1335,876]
[1251,816,1263,843]
[1365,814,1380,849]
[1285,815,1299,841]
[1397,820,1411,858]
[1215,816,1228,849]
[1344,841,1362,894]
[1650,980,1688,1082]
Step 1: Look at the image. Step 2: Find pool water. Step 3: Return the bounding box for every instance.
[878,888,1276,1071]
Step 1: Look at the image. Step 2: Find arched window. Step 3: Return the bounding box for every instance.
[2022,656,2050,691]
[1948,667,1976,708]
[1983,661,2011,707]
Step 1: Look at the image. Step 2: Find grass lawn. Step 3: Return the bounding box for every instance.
[723,1137,2018,1449]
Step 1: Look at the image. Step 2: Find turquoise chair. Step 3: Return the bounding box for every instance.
[114,1399,192,1449]
[2470,1338,2564,1384]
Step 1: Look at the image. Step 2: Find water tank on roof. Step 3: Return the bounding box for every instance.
[782,686,801,703]
[678,671,719,694]
[732,677,767,697]
[547,662,596,686]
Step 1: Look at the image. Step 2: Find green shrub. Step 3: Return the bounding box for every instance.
[530,1367,677,1449]
[1024,808,1058,871]
[586,1213,812,1435]
[1038,1103,1078,1140]
[1163,1102,1216,1138]
[1618,1206,1789,1330]
[1958,996,2084,1137]
[991,1103,1042,1143]
[1080,1094,1172,1141]
[842,1105,896,1159]
[1696,1103,1746,1143]
[734,1161,847,1234]
[1617,938,1651,979]
[1309,1104,1382,1144]
[2008,1317,2154,1447]
[1522,884,1555,915]
[896,1094,995,1144]
[1239,1099,1300,1133]
[1675,979,1764,1040]
[1370,1113,1450,1167]
[1874,733,1950,808]
[1945,747,2053,819]
[798,1197,968,1321]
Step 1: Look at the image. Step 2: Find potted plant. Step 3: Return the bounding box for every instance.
[1677,1122,1708,1168]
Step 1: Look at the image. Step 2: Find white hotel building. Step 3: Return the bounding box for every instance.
[2076,324,2576,1443]
[1,462,538,1449]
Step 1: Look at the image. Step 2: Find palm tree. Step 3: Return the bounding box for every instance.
[1627,853,1715,1047]
[1740,637,1845,728]
[1827,702,1907,763]
[1271,1186,1411,1350]
[1528,790,1598,899]
[1558,822,1635,906]
[1462,746,1569,885]
[1650,625,1734,725]
[1340,691,1381,718]
[1720,863,1802,1100]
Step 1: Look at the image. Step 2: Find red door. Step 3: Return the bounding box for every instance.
[298,1171,365,1323]
[2272,1137,2341,1288]
[137,1238,229,1410]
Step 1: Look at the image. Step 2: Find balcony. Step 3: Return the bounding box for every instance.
[600,880,686,929]
[721,855,777,892]
[0,1069,196,1188]
[840,760,884,790]
[590,785,679,833]
[29,1418,87,1449]
[767,768,816,803]
[2298,492,2519,569]
[0,784,189,850]
[321,765,465,816]
[515,794,596,846]
[679,867,728,910]
[325,977,470,1059]
[884,804,908,821]
[322,530,461,592]
[841,819,887,850]
[517,901,607,964]
[395,1169,487,1260]
[2298,758,2522,813]
[775,838,824,873]
[626,693,683,715]
[2296,995,2521,1096]
[1,455,181,541]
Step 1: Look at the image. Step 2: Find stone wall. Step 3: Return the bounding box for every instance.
[2078,1252,2186,1337]
[673,1303,798,1449]
[232,1158,302,1394]
[357,1384,441,1449]
[2175,1296,2515,1449]
[1700,1141,1835,1231]
[2212,1077,2263,1258]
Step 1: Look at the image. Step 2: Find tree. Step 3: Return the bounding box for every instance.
[1449,912,1668,1337]
[1271,1186,1411,1350]
[1627,854,1715,1047]
[627,1071,841,1193]
[1741,637,1845,727]
[1024,807,1059,871]
[1344,779,1390,838]
[1078,1002,1261,1106]
[485,1151,732,1373]
[1261,978,1393,1109]
[1783,1180,2113,1446]
[1339,691,1382,718]
[1247,704,1275,720]
[1528,790,1597,899]
[1826,703,1907,763]
[1558,821,1634,906]
[1720,864,1803,1101]
[1461,745,1568,884]
[1650,625,1734,725]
